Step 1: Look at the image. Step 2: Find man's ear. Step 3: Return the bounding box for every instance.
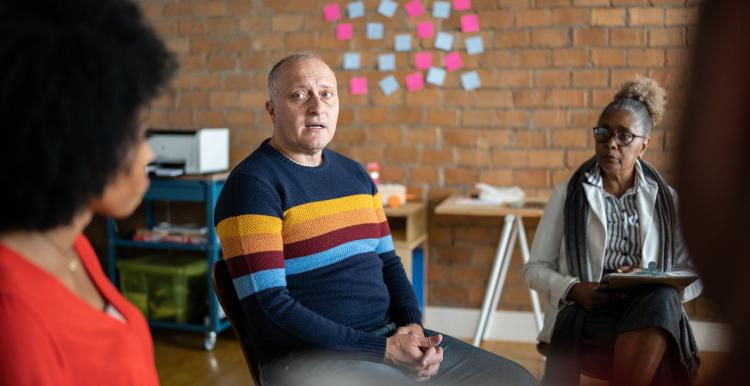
[265,100,275,123]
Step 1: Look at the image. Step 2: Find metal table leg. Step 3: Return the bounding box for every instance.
[481,218,518,342]
[517,217,544,332]
[472,215,515,346]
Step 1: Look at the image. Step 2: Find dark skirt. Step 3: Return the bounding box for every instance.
[543,284,700,386]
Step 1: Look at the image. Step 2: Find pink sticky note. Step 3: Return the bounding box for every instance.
[415,52,432,70]
[323,3,341,22]
[405,72,424,92]
[336,23,353,40]
[416,21,434,39]
[444,51,464,72]
[461,14,479,33]
[350,77,368,95]
[405,0,425,19]
[453,0,471,11]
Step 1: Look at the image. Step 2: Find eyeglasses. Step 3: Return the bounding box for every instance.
[592,126,647,146]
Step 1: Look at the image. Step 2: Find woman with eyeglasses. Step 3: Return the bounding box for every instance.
[523,78,702,386]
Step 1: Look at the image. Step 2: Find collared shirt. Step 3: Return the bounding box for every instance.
[587,162,643,271]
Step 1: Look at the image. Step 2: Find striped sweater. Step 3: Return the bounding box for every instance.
[214,140,421,365]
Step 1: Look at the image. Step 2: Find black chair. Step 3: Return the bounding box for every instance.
[212,259,262,385]
[537,341,611,383]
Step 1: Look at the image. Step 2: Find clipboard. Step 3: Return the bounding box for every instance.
[598,273,698,292]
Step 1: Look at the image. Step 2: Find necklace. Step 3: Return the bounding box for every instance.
[40,233,79,273]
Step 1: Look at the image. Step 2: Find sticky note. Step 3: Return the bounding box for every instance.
[416,21,434,39]
[444,51,464,72]
[461,14,479,33]
[405,0,425,18]
[426,67,447,86]
[405,72,424,92]
[343,52,361,70]
[395,34,412,52]
[379,75,399,96]
[433,1,451,19]
[377,0,398,17]
[348,1,365,18]
[378,53,396,71]
[465,36,484,55]
[415,52,432,70]
[323,3,341,22]
[367,23,384,40]
[453,0,471,11]
[461,71,480,91]
[350,77,368,95]
[336,23,353,41]
[434,32,454,51]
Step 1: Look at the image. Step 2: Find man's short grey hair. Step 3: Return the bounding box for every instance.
[267,52,324,101]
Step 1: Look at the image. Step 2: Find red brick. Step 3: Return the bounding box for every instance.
[628,48,665,67]
[456,149,492,167]
[473,90,514,108]
[410,167,439,184]
[552,8,589,25]
[496,111,530,127]
[422,149,454,165]
[629,8,664,26]
[612,70,644,87]
[573,69,609,87]
[209,91,239,108]
[649,28,684,47]
[178,20,205,37]
[271,14,304,32]
[492,150,529,167]
[480,170,514,186]
[167,110,193,127]
[591,9,626,26]
[553,48,589,67]
[533,109,568,128]
[567,149,595,168]
[665,8,698,26]
[493,70,533,87]
[239,91,267,108]
[461,109,496,127]
[178,92,208,108]
[163,3,194,17]
[370,127,402,145]
[482,10,514,28]
[195,111,225,126]
[535,69,571,87]
[516,170,549,188]
[573,28,608,46]
[572,0,609,5]
[226,111,256,126]
[207,55,236,71]
[406,89,443,106]
[386,146,419,164]
[518,50,553,68]
[552,129,589,148]
[515,130,548,148]
[591,48,626,66]
[531,28,570,47]
[528,150,565,168]
[476,129,512,148]
[444,168,478,185]
[406,128,438,145]
[426,111,457,126]
[551,90,587,107]
[515,9,552,27]
[665,48,690,67]
[610,28,647,47]
[194,2,225,17]
[494,31,530,48]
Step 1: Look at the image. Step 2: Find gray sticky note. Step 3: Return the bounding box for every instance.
[465,36,484,55]
[348,1,365,18]
[377,0,398,17]
[379,75,399,96]
[426,67,447,86]
[432,1,451,19]
[461,71,481,91]
[367,23,384,40]
[378,53,396,71]
[395,34,412,52]
[434,32,454,51]
[343,52,361,70]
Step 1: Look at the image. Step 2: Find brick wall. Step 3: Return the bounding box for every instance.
[136,0,715,319]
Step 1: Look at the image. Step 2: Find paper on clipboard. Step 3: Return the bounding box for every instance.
[598,272,698,292]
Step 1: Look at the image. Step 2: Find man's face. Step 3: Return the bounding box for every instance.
[266,58,339,157]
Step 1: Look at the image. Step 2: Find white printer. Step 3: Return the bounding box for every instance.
[147,128,229,175]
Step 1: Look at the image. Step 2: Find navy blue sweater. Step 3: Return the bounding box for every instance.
[214,140,421,365]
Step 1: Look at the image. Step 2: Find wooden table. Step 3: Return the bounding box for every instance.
[435,194,546,346]
[384,202,428,311]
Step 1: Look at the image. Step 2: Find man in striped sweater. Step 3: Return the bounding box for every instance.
[214,53,537,386]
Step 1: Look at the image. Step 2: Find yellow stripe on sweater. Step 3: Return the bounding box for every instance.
[282,194,375,226]
[282,207,380,243]
[215,214,282,239]
[219,233,283,259]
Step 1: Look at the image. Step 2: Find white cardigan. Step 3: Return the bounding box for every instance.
[523,172,703,343]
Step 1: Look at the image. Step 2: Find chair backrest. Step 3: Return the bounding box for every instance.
[212,259,262,385]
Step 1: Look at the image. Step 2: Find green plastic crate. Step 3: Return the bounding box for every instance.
[117,255,208,324]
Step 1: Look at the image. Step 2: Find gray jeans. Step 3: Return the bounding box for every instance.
[260,324,538,386]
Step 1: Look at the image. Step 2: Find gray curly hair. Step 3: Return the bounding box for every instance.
[600,77,667,135]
